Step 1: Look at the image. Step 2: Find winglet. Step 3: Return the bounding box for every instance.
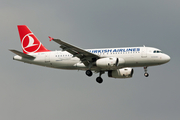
[48,36,54,41]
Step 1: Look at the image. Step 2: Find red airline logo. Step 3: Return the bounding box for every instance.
[21,33,41,53]
[18,25,50,54]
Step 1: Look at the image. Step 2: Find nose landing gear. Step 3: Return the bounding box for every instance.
[144,66,149,77]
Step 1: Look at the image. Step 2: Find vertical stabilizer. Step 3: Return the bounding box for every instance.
[17,25,50,54]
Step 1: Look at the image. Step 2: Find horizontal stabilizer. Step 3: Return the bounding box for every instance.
[9,49,35,59]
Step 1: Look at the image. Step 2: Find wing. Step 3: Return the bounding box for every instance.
[52,39,99,66]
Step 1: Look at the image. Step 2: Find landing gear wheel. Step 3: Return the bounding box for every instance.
[143,66,149,77]
[144,73,149,77]
[96,77,103,83]
[86,70,93,77]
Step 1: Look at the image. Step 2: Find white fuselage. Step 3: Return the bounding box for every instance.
[13,46,170,71]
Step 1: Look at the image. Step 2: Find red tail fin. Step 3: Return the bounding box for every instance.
[17,25,50,54]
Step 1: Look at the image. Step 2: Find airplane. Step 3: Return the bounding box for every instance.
[10,25,171,83]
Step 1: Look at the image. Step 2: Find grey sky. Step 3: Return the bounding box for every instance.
[0,0,180,120]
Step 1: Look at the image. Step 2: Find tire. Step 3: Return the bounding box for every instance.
[86,70,93,77]
[144,73,149,77]
[96,77,103,83]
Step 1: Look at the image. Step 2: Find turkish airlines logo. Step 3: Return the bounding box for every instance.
[21,33,41,53]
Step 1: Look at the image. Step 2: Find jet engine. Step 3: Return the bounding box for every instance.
[108,68,134,78]
[96,57,125,68]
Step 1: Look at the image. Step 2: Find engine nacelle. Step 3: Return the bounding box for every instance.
[96,57,125,68]
[108,68,134,78]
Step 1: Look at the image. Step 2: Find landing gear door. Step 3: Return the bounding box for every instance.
[141,47,147,58]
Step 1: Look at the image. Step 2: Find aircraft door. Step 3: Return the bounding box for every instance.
[141,47,147,58]
[45,53,50,62]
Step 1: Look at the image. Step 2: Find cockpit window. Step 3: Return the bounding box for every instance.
[153,50,162,53]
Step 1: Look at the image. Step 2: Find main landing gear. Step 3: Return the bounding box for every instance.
[144,66,149,77]
[86,70,93,77]
[96,71,104,84]
[96,77,103,84]
[85,70,104,84]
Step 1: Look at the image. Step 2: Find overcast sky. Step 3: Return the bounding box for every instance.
[0,0,180,120]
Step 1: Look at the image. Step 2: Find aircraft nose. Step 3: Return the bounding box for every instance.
[163,54,171,63]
